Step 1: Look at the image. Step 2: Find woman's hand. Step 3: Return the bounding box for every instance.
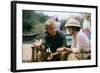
[57,47,72,54]
[57,47,66,52]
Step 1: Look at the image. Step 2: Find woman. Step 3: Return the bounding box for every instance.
[57,17,91,60]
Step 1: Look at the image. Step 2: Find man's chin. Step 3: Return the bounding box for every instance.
[51,33,56,36]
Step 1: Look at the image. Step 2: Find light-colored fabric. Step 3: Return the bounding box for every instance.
[55,22,61,31]
[83,19,91,31]
[67,53,78,61]
[71,31,90,53]
[67,53,91,60]
[83,19,91,40]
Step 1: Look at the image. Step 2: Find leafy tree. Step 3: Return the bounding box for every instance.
[23,10,49,34]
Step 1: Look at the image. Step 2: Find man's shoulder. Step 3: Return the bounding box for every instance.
[56,31,64,37]
[43,32,50,39]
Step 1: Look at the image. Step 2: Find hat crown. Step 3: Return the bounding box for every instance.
[65,17,81,27]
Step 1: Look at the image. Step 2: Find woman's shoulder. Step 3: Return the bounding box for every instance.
[77,30,85,38]
[77,30,89,41]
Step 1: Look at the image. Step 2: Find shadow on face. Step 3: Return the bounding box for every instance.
[47,24,56,36]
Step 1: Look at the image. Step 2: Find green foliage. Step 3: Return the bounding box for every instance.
[23,10,49,34]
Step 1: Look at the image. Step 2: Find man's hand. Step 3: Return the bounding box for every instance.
[47,52,60,61]
[32,39,46,51]
[32,39,42,47]
[47,53,53,61]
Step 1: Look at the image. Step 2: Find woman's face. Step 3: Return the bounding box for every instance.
[67,27,74,35]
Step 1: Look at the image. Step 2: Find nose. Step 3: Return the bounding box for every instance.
[68,28,70,31]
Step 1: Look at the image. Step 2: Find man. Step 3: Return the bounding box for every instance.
[35,19,69,62]
[61,16,91,60]
[51,16,61,31]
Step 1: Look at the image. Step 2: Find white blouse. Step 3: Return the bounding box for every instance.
[71,30,90,53]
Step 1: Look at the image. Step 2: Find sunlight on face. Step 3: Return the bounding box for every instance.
[47,24,56,36]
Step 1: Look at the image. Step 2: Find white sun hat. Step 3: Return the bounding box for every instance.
[65,17,81,28]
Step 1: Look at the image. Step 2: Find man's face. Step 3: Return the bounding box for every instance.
[47,24,56,36]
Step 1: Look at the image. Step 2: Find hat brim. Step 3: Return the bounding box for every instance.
[65,24,81,28]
